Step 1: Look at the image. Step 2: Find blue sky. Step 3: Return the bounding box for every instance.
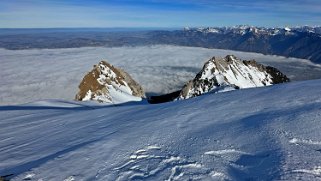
[1,0,321,28]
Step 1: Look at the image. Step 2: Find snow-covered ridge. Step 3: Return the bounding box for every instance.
[178,55,289,99]
[185,25,321,36]
[75,61,145,104]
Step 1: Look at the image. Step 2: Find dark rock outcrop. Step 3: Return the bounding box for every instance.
[148,91,181,104]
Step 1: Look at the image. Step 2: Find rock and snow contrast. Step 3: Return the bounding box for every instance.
[1,79,321,180]
[178,55,289,100]
[1,45,321,105]
[75,55,289,104]
[75,61,145,104]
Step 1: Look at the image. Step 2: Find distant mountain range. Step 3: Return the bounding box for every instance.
[148,26,321,64]
[1,26,321,63]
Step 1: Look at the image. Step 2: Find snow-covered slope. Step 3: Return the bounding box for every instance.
[75,61,145,104]
[179,55,289,99]
[1,79,321,180]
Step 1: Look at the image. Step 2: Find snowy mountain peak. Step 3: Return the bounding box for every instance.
[75,61,145,103]
[284,27,291,31]
[178,55,289,99]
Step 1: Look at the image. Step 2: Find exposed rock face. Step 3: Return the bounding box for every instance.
[178,55,289,100]
[76,61,145,103]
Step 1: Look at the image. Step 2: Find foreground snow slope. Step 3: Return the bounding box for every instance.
[1,79,321,180]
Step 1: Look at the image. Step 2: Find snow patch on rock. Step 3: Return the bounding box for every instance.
[178,55,289,99]
[75,61,145,104]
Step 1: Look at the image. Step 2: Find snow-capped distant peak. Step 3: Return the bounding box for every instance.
[203,27,220,33]
[178,55,289,99]
[182,25,321,37]
[285,27,291,31]
[183,27,190,31]
[75,61,145,104]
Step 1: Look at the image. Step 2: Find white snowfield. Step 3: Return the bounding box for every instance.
[1,79,321,180]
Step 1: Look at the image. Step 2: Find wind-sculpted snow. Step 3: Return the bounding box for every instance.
[1,45,321,105]
[1,79,321,180]
[101,145,209,180]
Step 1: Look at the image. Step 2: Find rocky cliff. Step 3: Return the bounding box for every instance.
[76,61,145,103]
[178,55,289,99]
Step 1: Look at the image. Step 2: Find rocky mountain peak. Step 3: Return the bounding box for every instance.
[178,55,289,100]
[75,61,145,103]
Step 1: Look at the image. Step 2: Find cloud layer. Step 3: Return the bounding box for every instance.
[1,45,321,105]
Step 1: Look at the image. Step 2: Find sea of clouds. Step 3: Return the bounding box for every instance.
[1,45,321,105]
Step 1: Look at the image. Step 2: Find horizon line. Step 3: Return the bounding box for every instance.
[1,24,321,29]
